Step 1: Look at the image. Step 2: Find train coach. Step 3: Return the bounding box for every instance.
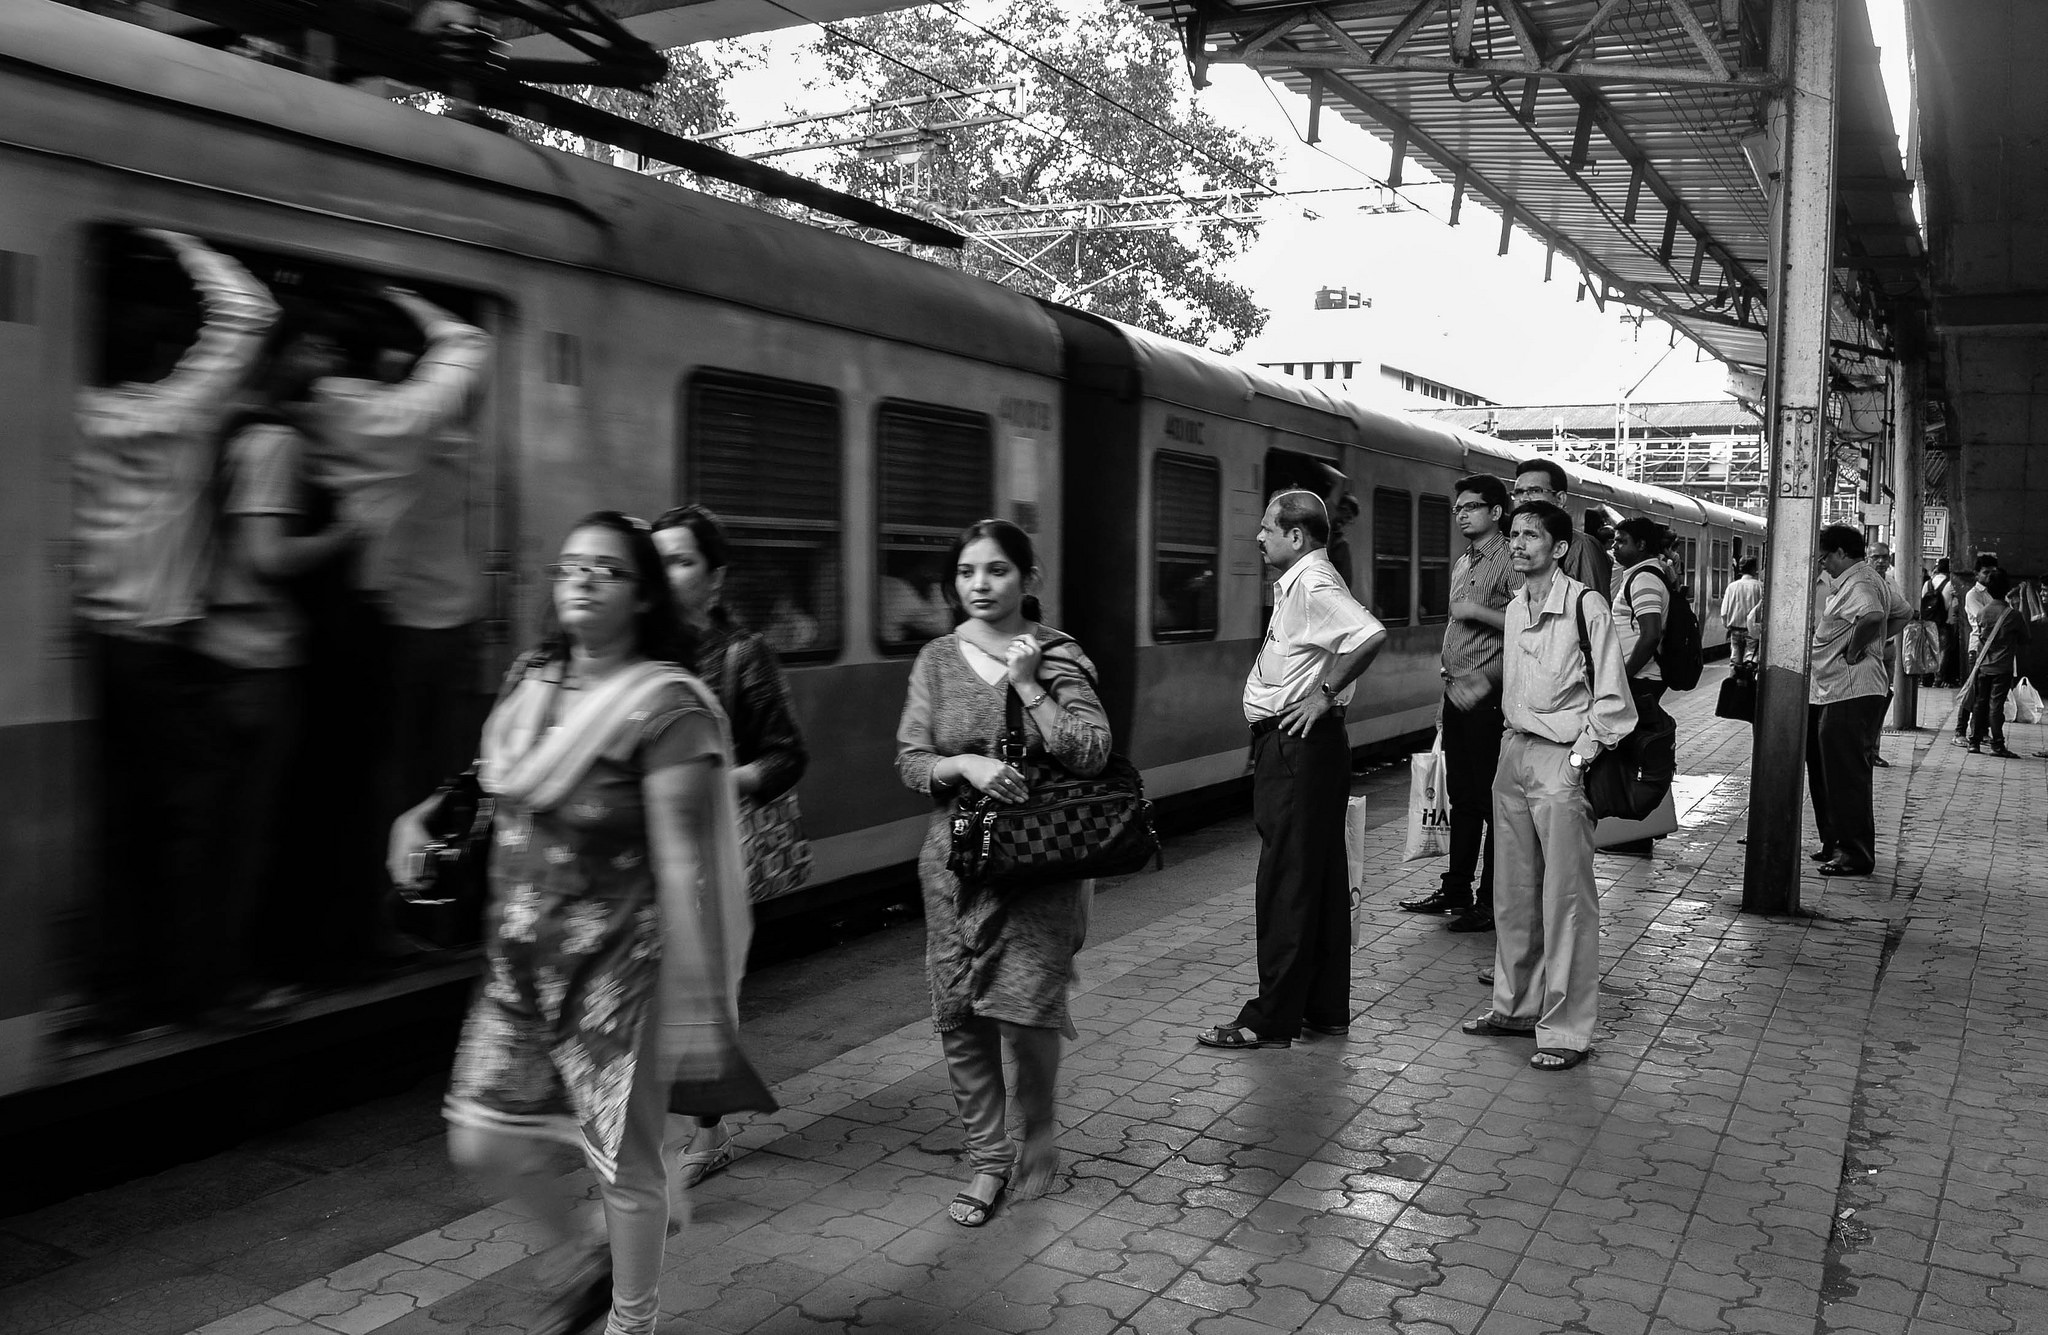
[0,3,1763,1099]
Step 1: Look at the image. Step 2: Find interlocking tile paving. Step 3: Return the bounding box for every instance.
[13,670,2048,1333]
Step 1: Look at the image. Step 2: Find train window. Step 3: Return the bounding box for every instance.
[876,400,993,655]
[0,251,35,323]
[1154,452,1219,641]
[1373,488,1412,625]
[1417,494,1452,624]
[685,370,842,663]
[1710,539,1731,603]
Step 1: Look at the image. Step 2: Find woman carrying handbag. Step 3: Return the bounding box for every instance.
[895,518,1111,1228]
[388,511,768,1335]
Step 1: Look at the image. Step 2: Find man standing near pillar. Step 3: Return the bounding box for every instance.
[1400,473,1515,934]
[1807,525,1897,877]
[1198,491,1386,1050]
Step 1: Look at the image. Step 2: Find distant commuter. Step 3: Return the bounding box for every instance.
[74,228,279,1035]
[1722,558,1763,666]
[1201,491,1386,1051]
[1583,505,1618,556]
[1965,553,2003,655]
[1963,571,2028,758]
[1807,525,1894,877]
[390,511,757,1335]
[1462,501,1635,1071]
[1401,473,1514,934]
[1945,566,1977,690]
[895,519,1110,1226]
[1326,493,1360,593]
[1612,517,1674,730]
[1511,459,1611,598]
[652,504,809,1189]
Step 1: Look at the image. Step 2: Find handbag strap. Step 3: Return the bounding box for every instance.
[997,632,1098,764]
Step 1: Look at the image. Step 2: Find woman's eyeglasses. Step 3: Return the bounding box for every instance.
[546,561,635,584]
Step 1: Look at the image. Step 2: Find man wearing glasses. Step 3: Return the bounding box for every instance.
[1511,460,1612,599]
[1401,474,1515,933]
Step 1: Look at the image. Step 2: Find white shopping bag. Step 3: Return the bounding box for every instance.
[2011,676,2045,725]
[1402,732,1451,862]
[1345,794,1370,947]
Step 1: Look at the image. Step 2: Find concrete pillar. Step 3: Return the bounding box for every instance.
[1742,0,1839,917]
[1892,354,1924,730]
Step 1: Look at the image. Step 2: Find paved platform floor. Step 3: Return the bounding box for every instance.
[5,670,2047,1335]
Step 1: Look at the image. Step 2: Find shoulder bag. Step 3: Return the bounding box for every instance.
[394,763,494,949]
[1573,593,1677,821]
[719,639,813,905]
[947,644,1162,890]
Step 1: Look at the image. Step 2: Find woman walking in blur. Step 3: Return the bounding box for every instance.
[389,511,753,1335]
[895,519,1110,1227]
[651,504,809,1186]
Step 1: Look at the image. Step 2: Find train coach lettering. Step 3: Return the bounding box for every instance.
[1164,415,1206,444]
[1000,397,1053,431]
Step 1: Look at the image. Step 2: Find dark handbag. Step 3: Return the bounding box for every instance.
[1715,663,1757,723]
[1574,593,1677,822]
[668,1022,780,1117]
[394,764,493,949]
[947,651,1162,890]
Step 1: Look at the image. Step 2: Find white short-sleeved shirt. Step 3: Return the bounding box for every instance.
[1244,550,1384,722]
[1613,560,1669,683]
[198,423,307,671]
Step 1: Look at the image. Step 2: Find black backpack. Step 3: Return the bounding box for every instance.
[1573,593,1677,821]
[1919,578,1947,623]
[1625,566,1704,691]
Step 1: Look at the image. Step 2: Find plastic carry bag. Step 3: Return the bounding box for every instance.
[1402,732,1451,862]
[1345,795,1370,948]
[1900,621,1941,678]
[2012,677,2045,725]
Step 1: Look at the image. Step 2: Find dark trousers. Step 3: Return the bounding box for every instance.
[1235,715,1352,1040]
[1969,672,2013,748]
[1938,621,1962,686]
[89,632,237,1016]
[216,669,299,990]
[1807,695,1888,871]
[1439,691,1504,912]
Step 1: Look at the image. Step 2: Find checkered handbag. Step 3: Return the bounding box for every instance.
[738,788,812,904]
[947,670,1161,891]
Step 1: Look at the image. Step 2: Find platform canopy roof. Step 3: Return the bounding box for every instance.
[1122,0,1920,377]
[495,0,921,55]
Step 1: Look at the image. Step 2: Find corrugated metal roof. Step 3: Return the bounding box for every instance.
[1124,0,1920,374]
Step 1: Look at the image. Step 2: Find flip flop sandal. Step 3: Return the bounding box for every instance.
[1195,1025,1291,1049]
[1461,1012,1532,1037]
[1530,1048,1589,1071]
[675,1128,735,1188]
[950,1171,1008,1228]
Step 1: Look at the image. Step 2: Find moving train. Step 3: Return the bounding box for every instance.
[0,4,1764,1100]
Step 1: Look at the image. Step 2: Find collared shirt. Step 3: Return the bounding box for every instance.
[1721,575,1763,630]
[197,423,308,671]
[1502,572,1638,751]
[1562,531,1612,600]
[1966,583,1995,652]
[1244,550,1384,722]
[1810,560,1894,704]
[1439,530,1517,689]
[1612,559,1669,682]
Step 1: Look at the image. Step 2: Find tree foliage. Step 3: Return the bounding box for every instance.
[800,0,1275,352]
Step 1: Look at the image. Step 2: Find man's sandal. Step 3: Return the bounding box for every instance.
[1530,1048,1588,1071]
[1195,1025,1291,1049]
[1461,1012,1531,1038]
[950,1171,1008,1227]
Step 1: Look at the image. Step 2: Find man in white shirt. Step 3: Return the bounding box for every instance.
[1198,491,1386,1050]
[1721,558,1763,666]
[1611,518,1674,730]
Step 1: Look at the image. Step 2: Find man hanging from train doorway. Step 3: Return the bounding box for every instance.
[1400,473,1516,935]
[1198,490,1386,1050]
[1511,459,1612,599]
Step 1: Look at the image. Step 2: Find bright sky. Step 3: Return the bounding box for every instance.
[722,1,1916,409]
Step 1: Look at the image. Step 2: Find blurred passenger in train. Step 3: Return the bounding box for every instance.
[1401,473,1514,934]
[880,566,957,645]
[389,511,755,1335]
[1325,493,1360,592]
[651,504,808,1189]
[1807,525,1895,877]
[1510,460,1611,598]
[1462,501,1634,1071]
[1583,506,1618,557]
[73,228,278,1033]
[896,519,1110,1226]
[1202,491,1385,1052]
[1723,557,1763,667]
[1611,518,1675,734]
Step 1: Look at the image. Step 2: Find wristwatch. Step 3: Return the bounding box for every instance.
[1567,751,1590,771]
[1318,681,1340,701]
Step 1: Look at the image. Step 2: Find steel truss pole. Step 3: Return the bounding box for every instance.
[1891,343,1924,730]
[1742,0,1838,916]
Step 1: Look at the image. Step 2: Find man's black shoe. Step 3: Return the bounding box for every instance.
[1303,1021,1350,1037]
[1446,909,1495,934]
[1398,891,1461,915]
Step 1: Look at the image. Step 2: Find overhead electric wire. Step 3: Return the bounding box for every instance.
[1254,74,1447,224]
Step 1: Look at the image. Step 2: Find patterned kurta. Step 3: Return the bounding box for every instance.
[446,679,720,1180]
[896,629,1112,1037]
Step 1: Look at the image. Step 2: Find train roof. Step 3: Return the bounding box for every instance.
[3,3,1061,376]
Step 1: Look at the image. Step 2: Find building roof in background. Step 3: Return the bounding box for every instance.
[1412,401,1761,435]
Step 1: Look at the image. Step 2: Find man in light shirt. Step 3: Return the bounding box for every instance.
[1721,557,1763,666]
[1807,526,1900,876]
[1611,518,1673,730]
[1460,501,1636,1072]
[1198,491,1386,1050]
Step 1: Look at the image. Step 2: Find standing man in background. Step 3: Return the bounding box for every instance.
[1807,526,1897,878]
[1510,460,1611,598]
[1400,473,1514,935]
[1722,557,1763,667]
[1199,491,1386,1050]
